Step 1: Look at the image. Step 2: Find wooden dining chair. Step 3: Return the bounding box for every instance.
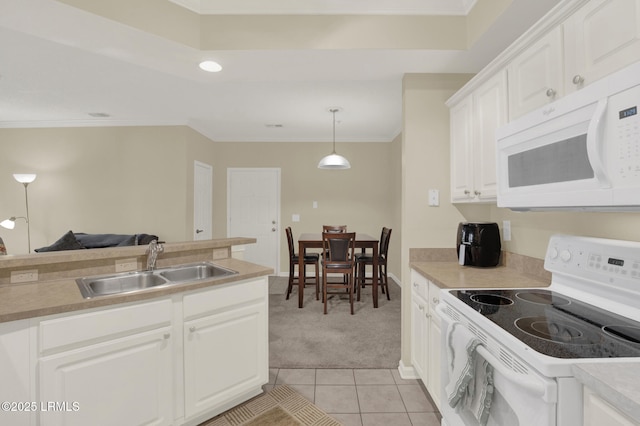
[321,232,356,315]
[285,227,320,300]
[322,225,347,233]
[354,227,392,302]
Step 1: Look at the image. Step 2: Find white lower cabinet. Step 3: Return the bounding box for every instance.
[38,299,174,426]
[40,327,173,426]
[0,319,33,426]
[410,269,442,410]
[183,279,268,420]
[0,276,269,426]
[583,387,638,426]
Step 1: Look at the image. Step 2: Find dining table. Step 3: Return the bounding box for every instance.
[297,232,380,309]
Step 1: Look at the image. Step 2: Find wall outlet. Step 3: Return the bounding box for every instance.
[502,220,512,241]
[115,258,138,272]
[11,269,38,283]
[428,189,440,206]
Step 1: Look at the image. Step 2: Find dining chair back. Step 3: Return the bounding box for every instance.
[322,225,347,233]
[355,227,392,301]
[285,227,320,300]
[321,231,356,314]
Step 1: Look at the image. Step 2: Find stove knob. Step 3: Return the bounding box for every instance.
[560,250,572,262]
[549,247,559,260]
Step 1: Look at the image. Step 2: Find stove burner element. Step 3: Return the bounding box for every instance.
[516,290,570,306]
[516,316,587,344]
[603,325,640,345]
[469,294,514,306]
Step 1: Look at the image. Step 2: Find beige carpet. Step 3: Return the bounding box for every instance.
[269,275,401,368]
[201,385,340,426]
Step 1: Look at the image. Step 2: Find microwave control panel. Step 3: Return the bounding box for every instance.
[609,84,640,183]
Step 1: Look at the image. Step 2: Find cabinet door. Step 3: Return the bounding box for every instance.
[564,0,640,92]
[472,71,508,202]
[40,328,173,426]
[427,314,442,411]
[450,95,474,202]
[184,300,267,419]
[508,26,564,119]
[0,320,32,426]
[410,295,428,380]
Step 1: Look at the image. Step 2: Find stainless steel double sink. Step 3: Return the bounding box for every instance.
[76,262,238,299]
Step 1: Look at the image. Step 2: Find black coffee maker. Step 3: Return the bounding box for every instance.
[456,222,501,267]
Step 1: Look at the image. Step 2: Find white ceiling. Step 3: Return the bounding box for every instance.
[0,0,559,142]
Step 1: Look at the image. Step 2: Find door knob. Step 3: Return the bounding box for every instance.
[196,229,204,234]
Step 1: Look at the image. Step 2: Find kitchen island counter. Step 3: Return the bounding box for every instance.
[0,238,272,323]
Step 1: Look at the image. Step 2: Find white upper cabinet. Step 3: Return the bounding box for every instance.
[508,26,565,119]
[564,0,640,93]
[450,71,507,203]
[508,0,640,119]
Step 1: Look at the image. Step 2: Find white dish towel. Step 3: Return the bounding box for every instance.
[445,322,494,426]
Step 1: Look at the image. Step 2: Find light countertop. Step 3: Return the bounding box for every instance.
[410,261,550,289]
[0,257,272,323]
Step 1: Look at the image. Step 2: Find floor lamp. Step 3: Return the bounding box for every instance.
[1,173,36,253]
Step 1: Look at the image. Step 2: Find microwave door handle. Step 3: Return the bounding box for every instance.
[586,99,610,187]
[474,345,557,403]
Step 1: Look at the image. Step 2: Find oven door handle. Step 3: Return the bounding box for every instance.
[474,345,556,402]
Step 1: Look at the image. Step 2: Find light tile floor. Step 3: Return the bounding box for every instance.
[264,368,441,426]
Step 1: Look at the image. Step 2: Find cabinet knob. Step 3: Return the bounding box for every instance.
[419,305,424,311]
[464,189,471,195]
[163,333,170,339]
[545,88,556,98]
[413,282,418,289]
[474,190,481,196]
[572,75,584,85]
[189,326,196,333]
[432,297,439,304]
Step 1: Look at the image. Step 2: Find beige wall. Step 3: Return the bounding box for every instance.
[0,126,199,254]
[210,139,401,275]
[0,127,401,279]
[400,73,475,366]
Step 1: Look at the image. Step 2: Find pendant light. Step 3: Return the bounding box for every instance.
[318,108,351,169]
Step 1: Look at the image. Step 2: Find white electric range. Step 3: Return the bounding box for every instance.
[438,234,640,426]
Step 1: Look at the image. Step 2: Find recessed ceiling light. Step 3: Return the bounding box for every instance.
[199,60,222,73]
[265,124,284,128]
[88,112,110,117]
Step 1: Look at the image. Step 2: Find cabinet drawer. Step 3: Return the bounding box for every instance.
[39,298,172,353]
[184,278,266,319]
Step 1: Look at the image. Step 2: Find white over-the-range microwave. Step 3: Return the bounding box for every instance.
[496,60,640,211]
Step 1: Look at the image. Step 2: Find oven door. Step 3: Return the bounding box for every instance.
[438,305,559,426]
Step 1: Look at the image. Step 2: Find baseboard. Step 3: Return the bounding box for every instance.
[276,271,401,288]
[397,360,419,380]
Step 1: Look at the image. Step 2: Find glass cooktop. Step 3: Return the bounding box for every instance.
[450,289,640,359]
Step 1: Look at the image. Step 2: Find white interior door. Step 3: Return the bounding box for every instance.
[227,168,280,273]
[194,161,212,240]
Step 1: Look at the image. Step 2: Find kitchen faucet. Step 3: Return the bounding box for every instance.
[146,239,164,271]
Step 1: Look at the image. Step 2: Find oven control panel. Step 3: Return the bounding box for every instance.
[545,234,640,287]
